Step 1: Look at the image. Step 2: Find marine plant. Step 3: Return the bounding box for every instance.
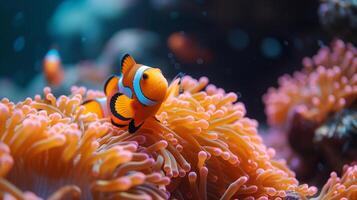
[0,76,317,199]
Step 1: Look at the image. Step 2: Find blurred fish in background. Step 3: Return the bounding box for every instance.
[168,32,213,64]
[43,49,64,87]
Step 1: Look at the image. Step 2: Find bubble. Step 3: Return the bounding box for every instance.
[170,11,179,19]
[228,29,250,50]
[13,36,25,52]
[261,37,282,59]
[196,58,204,64]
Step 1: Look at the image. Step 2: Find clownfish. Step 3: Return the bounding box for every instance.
[43,49,64,86]
[83,54,181,133]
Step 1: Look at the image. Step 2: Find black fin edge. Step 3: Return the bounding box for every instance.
[174,72,185,84]
[109,93,132,121]
[128,120,144,134]
[104,75,116,96]
[111,118,128,128]
[81,99,95,105]
[121,54,131,72]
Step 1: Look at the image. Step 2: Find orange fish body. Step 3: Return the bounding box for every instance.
[43,49,64,86]
[83,54,177,133]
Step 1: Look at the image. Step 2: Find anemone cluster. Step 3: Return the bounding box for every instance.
[1,42,356,198]
[264,39,357,127]
[263,39,357,189]
[0,87,170,199]
[0,76,318,199]
[154,76,316,199]
[313,164,357,200]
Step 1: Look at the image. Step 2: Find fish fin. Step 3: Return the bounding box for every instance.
[157,74,183,114]
[165,73,184,100]
[128,119,144,134]
[82,99,105,118]
[111,119,128,128]
[104,75,119,96]
[121,54,136,74]
[153,116,161,122]
[110,93,134,121]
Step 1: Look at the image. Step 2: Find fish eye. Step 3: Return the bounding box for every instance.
[143,73,148,80]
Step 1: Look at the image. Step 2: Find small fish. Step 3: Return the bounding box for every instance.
[43,49,64,86]
[83,54,181,133]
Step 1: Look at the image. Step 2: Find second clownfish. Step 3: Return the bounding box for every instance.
[43,49,64,86]
[83,54,181,133]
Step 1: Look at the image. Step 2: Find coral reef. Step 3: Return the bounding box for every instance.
[263,39,357,184]
[312,164,357,200]
[0,76,317,199]
[264,39,357,127]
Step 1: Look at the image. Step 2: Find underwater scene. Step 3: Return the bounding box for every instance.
[0,0,356,199]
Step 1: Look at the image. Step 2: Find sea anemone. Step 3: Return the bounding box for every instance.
[312,164,357,200]
[0,87,170,199]
[0,76,316,199]
[264,39,357,127]
[140,76,316,199]
[263,39,357,183]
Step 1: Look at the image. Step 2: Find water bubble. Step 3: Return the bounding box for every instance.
[13,36,25,52]
[196,58,204,64]
[170,11,179,19]
[261,37,282,59]
[228,29,250,50]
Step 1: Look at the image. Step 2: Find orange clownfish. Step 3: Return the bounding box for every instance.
[83,54,180,133]
[43,49,64,86]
